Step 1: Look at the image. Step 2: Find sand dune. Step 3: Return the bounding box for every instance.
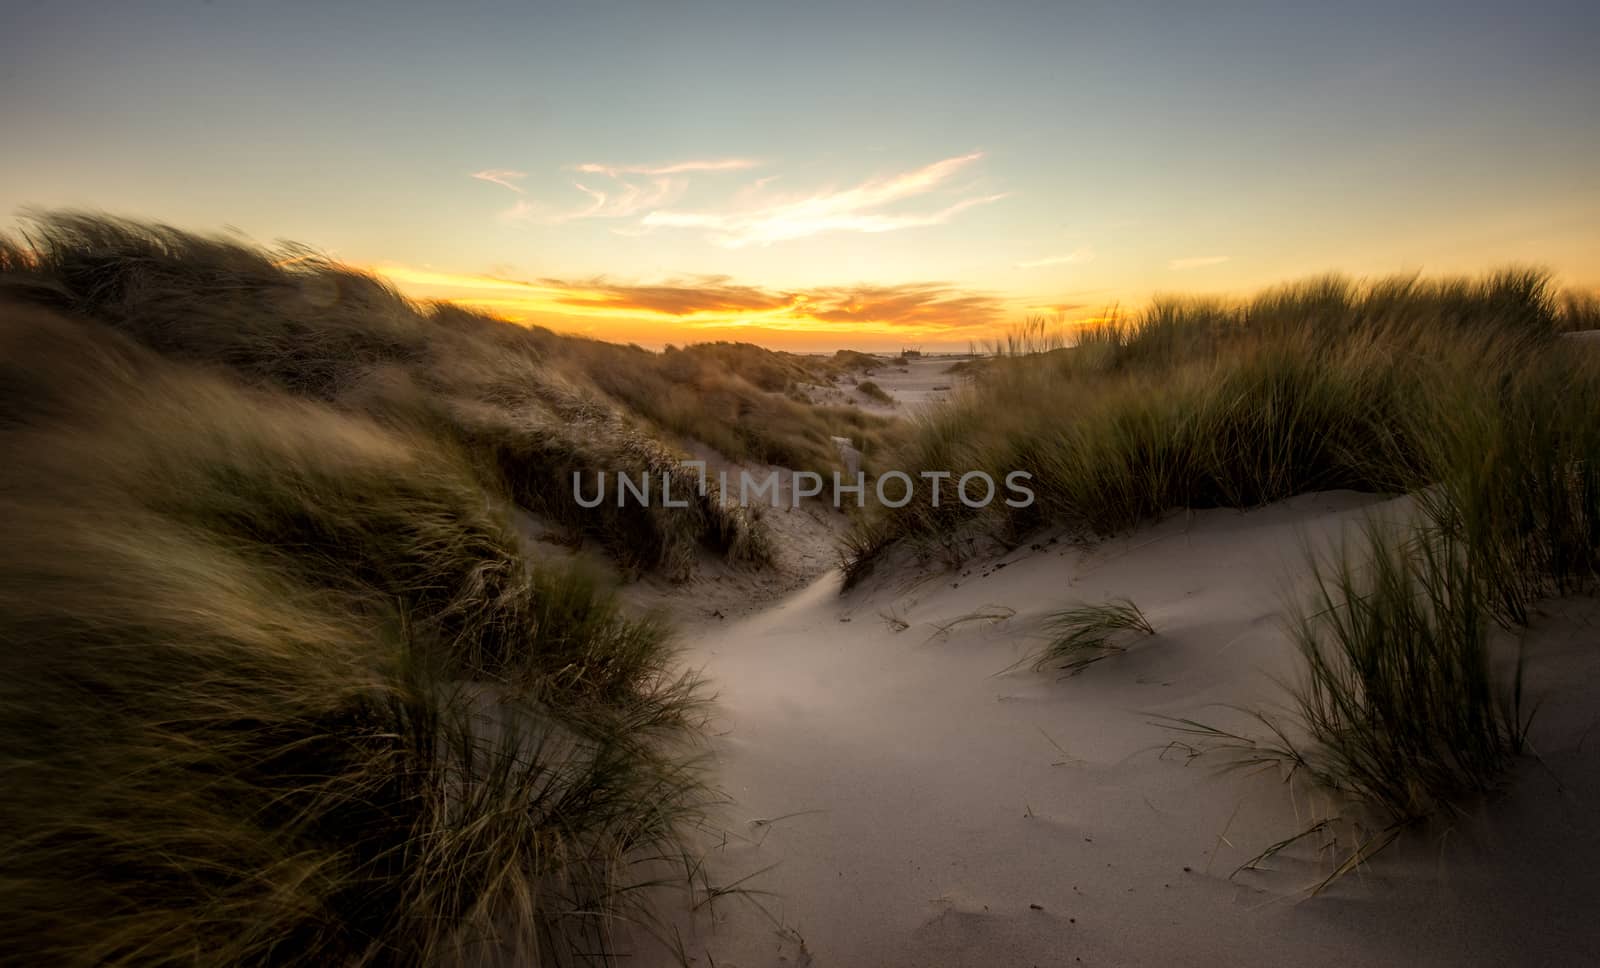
[640,492,1600,966]
[6,217,1597,963]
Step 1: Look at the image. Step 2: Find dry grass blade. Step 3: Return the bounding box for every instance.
[923,605,1017,643]
[1029,598,1155,675]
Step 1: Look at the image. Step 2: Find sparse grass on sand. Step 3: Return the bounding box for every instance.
[0,302,721,964]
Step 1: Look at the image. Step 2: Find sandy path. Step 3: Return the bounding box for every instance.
[852,357,968,414]
[637,492,1600,967]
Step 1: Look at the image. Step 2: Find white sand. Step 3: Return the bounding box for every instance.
[635,491,1600,966]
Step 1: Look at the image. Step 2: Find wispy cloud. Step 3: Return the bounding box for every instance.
[1169,255,1230,270]
[572,158,762,178]
[494,178,687,224]
[471,169,528,194]
[1018,247,1095,269]
[488,159,757,224]
[475,151,1005,245]
[643,151,1004,247]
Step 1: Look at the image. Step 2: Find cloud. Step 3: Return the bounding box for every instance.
[563,177,686,220]
[370,264,1004,337]
[572,158,762,178]
[543,276,789,317]
[490,157,757,224]
[641,151,1005,247]
[1169,255,1230,270]
[793,283,1005,330]
[542,277,1005,333]
[471,169,528,194]
[500,178,687,223]
[477,151,1005,245]
[1018,247,1095,269]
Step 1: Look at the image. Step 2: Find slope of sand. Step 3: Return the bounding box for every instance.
[638,492,1600,967]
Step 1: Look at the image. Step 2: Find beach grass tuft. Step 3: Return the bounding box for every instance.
[1030,599,1156,675]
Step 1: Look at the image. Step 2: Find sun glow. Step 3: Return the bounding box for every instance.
[371,263,1012,349]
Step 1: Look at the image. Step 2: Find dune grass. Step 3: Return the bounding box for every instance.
[1286,527,1529,824]
[842,270,1579,584]
[844,269,1599,881]
[561,336,896,476]
[527,339,896,479]
[0,212,902,576]
[1027,599,1156,675]
[0,302,718,964]
[1227,331,1600,878]
[982,314,1071,357]
[0,214,900,961]
[1407,346,1600,626]
[1165,524,1530,890]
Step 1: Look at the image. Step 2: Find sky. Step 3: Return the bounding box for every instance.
[2,0,1596,351]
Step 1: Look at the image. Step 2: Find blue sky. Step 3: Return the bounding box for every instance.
[3,0,1596,348]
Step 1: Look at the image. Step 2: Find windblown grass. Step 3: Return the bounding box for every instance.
[0,212,899,575]
[0,301,714,962]
[1287,527,1529,822]
[1165,523,1530,890]
[0,214,894,958]
[1407,345,1600,625]
[982,314,1071,357]
[843,270,1576,583]
[561,337,896,476]
[1027,599,1156,675]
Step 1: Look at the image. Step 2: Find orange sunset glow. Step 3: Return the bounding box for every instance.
[372,263,1010,348]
